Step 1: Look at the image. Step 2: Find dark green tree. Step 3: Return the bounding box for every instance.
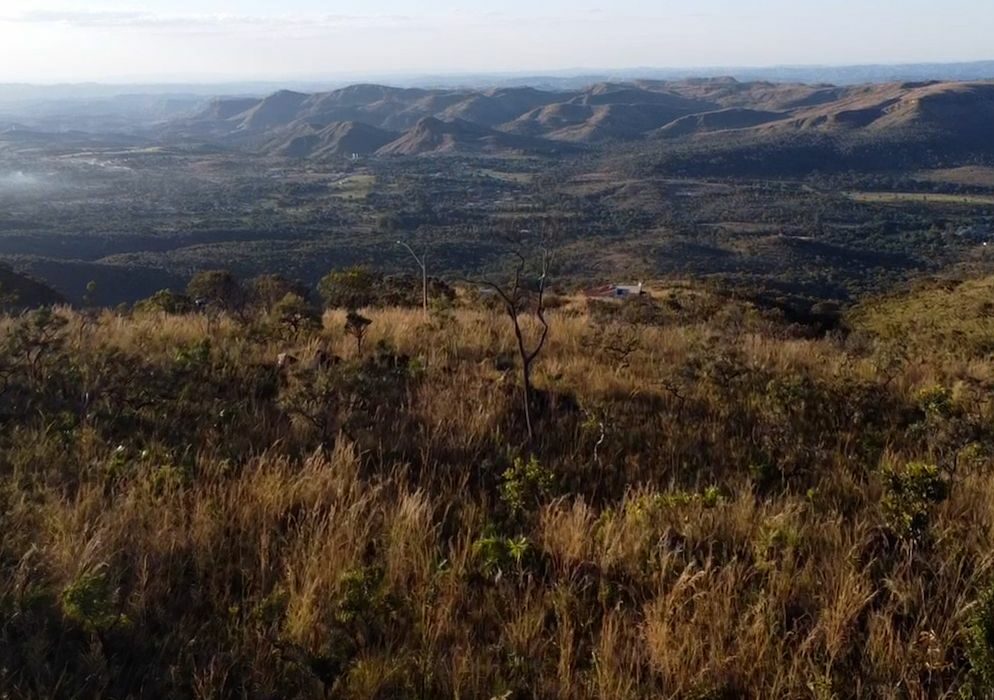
[135,289,194,315]
[187,270,245,313]
[319,267,378,310]
[249,274,311,314]
[273,293,322,338]
[344,311,372,357]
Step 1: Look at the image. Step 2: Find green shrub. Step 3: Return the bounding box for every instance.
[471,531,532,580]
[965,583,994,696]
[958,442,990,473]
[249,274,310,313]
[753,519,805,573]
[335,566,386,626]
[333,566,407,651]
[173,338,212,372]
[61,566,128,633]
[917,385,953,418]
[500,455,554,516]
[882,461,949,541]
[700,485,723,509]
[134,289,193,314]
[252,587,289,629]
[271,293,322,338]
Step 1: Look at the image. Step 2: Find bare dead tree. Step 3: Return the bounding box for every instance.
[473,244,551,443]
[397,240,428,318]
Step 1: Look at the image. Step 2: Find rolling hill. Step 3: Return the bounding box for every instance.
[157,78,994,164]
[0,264,65,310]
[654,108,788,138]
[375,117,571,156]
[504,101,712,141]
[266,121,398,159]
[236,90,310,131]
[439,88,566,127]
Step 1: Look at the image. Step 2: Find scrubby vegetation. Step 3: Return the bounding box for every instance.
[5,275,994,697]
[4,127,994,310]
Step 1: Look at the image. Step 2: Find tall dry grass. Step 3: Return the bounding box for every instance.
[3,285,994,697]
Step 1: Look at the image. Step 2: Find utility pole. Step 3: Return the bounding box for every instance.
[397,240,428,318]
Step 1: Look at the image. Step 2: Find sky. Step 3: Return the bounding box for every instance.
[2,0,994,83]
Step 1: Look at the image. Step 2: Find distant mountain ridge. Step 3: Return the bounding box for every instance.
[3,59,994,104]
[158,77,994,161]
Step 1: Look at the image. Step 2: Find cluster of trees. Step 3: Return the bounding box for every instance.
[137,267,455,319]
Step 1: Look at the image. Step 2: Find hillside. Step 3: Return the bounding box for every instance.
[6,277,994,696]
[266,121,398,159]
[199,96,260,121]
[654,107,788,138]
[510,102,706,142]
[869,81,994,136]
[653,77,850,111]
[439,87,568,126]
[159,78,994,164]
[236,89,310,131]
[0,263,65,309]
[502,102,597,135]
[571,82,712,112]
[376,116,571,156]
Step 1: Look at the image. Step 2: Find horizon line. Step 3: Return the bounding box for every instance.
[3,57,994,88]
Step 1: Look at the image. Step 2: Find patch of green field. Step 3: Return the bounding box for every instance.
[847,191,994,206]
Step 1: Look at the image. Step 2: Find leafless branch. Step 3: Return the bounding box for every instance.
[462,239,552,443]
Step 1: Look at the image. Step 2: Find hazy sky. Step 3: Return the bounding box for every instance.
[3,0,994,82]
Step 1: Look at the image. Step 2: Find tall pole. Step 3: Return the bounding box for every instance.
[398,241,428,318]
